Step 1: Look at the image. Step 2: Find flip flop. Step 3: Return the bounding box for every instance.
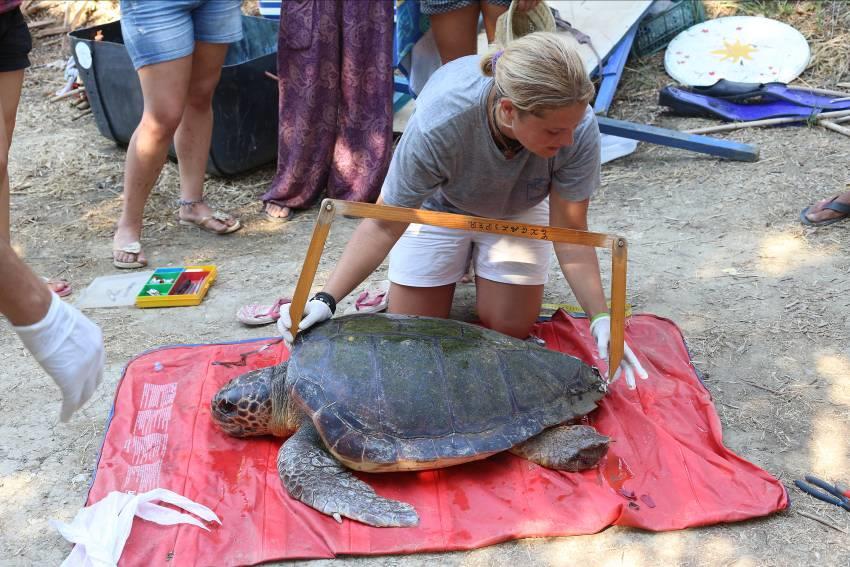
[343,280,390,315]
[800,196,850,227]
[42,277,72,298]
[113,241,147,269]
[237,297,291,326]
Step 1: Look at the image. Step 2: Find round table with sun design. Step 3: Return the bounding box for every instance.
[664,16,811,87]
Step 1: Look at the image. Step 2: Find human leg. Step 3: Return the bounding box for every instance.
[471,200,551,337]
[0,68,23,242]
[113,56,193,267]
[425,1,481,64]
[328,0,394,204]
[174,0,242,232]
[387,282,456,318]
[173,41,239,233]
[262,0,341,220]
[114,0,201,266]
[387,223,474,317]
[0,15,72,295]
[481,0,510,43]
[475,278,543,338]
[0,5,31,241]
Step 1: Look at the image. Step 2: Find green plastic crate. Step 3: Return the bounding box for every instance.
[633,0,707,57]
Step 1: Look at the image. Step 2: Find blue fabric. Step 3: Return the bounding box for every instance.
[119,0,243,69]
[660,86,850,122]
[394,0,429,66]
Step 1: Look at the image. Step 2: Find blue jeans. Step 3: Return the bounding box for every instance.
[120,0,243,69]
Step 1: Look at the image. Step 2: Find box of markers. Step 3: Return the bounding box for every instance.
[135,265,217,308]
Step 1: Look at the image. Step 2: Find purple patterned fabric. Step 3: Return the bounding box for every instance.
[262,0,394,210]
[0,0,22,15]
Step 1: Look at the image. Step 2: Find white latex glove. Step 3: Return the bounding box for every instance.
[13,293,105,421]
[589,314,648,390]
[50,488,221,567]
[276,298,333,344]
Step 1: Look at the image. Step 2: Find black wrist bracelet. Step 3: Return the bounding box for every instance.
[311,291,337,315]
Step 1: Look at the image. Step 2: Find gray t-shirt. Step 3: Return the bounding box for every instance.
[382,55,601,218]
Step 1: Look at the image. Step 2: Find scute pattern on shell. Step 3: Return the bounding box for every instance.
[287,314,605,469]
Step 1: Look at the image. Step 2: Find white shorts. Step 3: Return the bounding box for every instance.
[388,199,553,287]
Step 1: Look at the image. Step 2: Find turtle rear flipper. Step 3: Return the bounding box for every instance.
[509,424,610,471]
[279,423,419,527]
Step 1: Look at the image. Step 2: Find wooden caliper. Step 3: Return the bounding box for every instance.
[289,199,628,377]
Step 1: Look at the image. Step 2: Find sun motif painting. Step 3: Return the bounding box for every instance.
[664,16,810,86]
[710,38,757,64]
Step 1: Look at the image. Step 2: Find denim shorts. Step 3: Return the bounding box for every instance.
[120,0,243,69]
[420,0,511,16]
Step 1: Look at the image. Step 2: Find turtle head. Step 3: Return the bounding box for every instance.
[211,363,297,438]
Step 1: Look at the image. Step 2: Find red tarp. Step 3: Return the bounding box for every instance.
[88,312,788,566]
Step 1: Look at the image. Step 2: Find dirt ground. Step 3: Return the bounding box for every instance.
[2,4,850,567]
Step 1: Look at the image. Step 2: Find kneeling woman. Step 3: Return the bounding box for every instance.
[280,32,647,387]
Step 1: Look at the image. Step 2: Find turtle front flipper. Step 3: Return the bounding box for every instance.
[279,423,419,527]
[509,424,610,471]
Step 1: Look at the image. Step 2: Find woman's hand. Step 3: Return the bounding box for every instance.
[589,314,648,389]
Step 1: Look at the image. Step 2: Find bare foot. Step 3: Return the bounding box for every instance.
[264,202,292,221]
[112,225,147,268]
[803,194,850,224]
[179,201,239,233]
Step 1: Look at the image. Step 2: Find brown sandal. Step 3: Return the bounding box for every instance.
[179,211,242,234]
[177,198,242,234]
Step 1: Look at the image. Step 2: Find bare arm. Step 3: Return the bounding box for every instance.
[322,196,408,302]
[0,239,52,325]
[549,191,608,318]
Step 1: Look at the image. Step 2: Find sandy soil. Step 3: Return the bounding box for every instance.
[2,13,850,567]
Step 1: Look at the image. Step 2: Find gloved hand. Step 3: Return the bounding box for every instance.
[277,297,333,344]
[13,293,105,421]
[589,314,648,390]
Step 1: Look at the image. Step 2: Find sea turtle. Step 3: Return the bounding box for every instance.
[211,313,610,527]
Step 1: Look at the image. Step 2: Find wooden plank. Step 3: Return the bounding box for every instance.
[788,85,850,98]
[333,201,614,247]
[609,238,628,377]
[26,19,54,30]
[288,202,336,331]
[32,25,69,38]
[49,86,84,103]
[598,116,760,162]
[820,120,850,138]
[291,200,629,376]
[682,108,850,134]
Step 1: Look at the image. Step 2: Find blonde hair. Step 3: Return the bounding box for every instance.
[480,32,594,114]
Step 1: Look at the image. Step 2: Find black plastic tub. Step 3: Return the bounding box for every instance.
[69,15,279,177]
